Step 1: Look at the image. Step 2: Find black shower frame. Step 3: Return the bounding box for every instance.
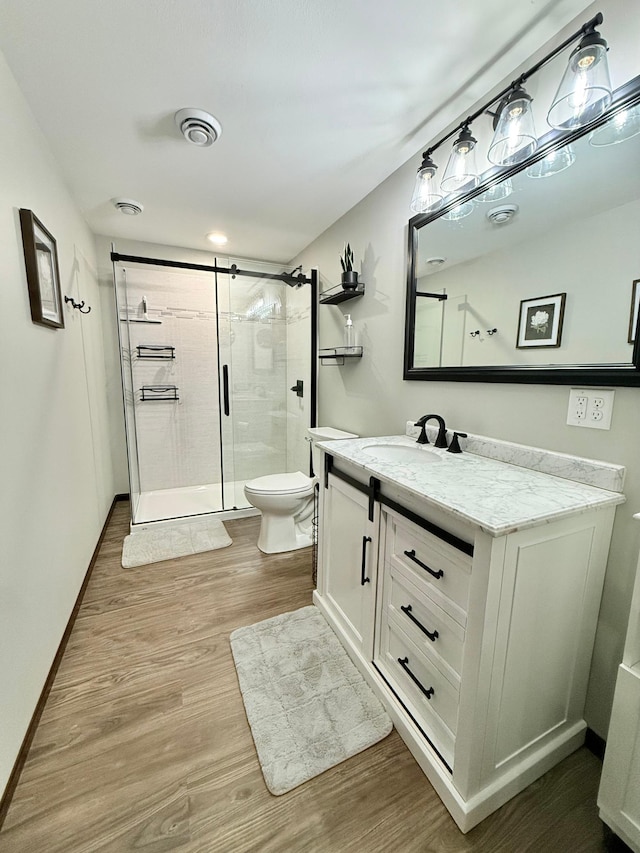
[111,251,318,479]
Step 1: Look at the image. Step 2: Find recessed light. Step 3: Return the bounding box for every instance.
[426,256,446,267]
[207,232,228,246]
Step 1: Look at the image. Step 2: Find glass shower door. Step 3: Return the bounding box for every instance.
[216,263,289,509]
[115,261,225,524]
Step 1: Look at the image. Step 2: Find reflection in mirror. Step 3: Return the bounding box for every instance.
[406,78,640,385]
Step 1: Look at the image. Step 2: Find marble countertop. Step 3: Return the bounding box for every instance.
[319,435,626,537]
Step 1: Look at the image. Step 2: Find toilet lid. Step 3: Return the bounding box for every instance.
[245,471,314,496]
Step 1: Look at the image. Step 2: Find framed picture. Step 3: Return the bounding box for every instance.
[516,292,566,349]
[19,209,64,329]
[629,279,639,344]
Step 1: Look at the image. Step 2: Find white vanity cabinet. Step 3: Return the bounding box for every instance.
[316,472,379,659]
[598,513,640,852]
[314,441,623,833]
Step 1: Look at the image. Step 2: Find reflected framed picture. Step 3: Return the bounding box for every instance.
[516,292,566,349]
[19,209,64,329]
[629,279,639,344]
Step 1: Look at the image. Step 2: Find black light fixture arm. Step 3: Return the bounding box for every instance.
[420,12,604,161]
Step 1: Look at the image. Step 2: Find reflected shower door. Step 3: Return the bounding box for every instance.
[217,264,289,509]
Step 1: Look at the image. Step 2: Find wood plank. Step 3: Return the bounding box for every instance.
[0,502,615,852]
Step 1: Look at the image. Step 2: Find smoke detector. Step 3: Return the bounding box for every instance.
[486,204,519,225]
[112,198,144,215]
[175,108,222,147]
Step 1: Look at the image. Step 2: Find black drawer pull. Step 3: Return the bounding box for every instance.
[361,536,372,585]
[403,549,444,579]
[400,605,439,642]
[397,656,434,700]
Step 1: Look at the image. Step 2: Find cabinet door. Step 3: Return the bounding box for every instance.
[321,474,377,657]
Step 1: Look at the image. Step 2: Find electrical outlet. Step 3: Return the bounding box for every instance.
[567,388,615,430]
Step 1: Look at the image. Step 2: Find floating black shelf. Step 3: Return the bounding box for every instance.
[318,346,363,365]
[140,385,179,402]
[319,282,365,305]
[136,344,175,359]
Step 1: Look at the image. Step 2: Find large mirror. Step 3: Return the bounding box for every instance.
[404,76,640,385]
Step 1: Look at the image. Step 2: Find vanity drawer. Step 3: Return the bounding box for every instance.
[386,514,472,622]
[378,615,459,739]
[386,566,465,683]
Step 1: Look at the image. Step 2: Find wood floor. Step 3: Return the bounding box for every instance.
[0,501,626,852]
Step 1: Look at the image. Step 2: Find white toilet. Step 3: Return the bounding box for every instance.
[244,426,358,554]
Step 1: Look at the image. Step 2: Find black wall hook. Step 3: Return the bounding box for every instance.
[469,330,480,337]
[65,295,91,314]
[487,328,498,335]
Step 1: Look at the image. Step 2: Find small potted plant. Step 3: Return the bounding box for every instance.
[340,243,358,290]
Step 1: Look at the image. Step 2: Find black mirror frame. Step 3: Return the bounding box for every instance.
[404,75,640,386]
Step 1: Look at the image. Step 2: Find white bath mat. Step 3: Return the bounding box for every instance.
[122,518,232,568]
[230,605,392,795]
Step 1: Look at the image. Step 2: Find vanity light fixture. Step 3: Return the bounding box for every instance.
[487,86,538,166]
[526,144,576,178]
[410,12,610,212]
[547,18,612,129]
[440,125,479,194]
[410,152,443,214]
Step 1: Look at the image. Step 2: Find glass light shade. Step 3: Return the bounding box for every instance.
[440,127,479,194]
[488,89,538,166]
[526,144,576,178]
[442,200,475,221]
[477,178,513,202]
[590,103,640,146]
[547,40,612,129]
[410,156,443,214]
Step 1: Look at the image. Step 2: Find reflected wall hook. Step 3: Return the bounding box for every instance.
[64,296,91,314]
[487,328,498,335]
[469,330,480,337]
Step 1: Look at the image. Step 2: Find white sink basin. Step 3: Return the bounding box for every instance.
[362,443,441,465]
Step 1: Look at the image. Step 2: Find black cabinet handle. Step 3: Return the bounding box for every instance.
[397,656,434,700]
[222,364,230,416]
[361,536,372,585]
[403,549,444,579]
[400,604,439,642]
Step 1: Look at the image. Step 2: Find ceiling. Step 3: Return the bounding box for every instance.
[0,0,592,262]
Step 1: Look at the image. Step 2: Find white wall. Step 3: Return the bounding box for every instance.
[293,0,640,737]
[0,50,117,796]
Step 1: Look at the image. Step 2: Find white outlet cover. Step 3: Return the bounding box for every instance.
[567,388,615,430]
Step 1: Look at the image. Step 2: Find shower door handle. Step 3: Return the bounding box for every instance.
[222,364,230,416]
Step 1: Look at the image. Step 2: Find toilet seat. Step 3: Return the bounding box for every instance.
[244,471,314,496]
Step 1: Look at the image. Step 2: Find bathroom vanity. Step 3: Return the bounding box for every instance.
[314,426,625,832]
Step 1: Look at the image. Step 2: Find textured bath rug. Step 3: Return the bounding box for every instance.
[122,518,232,568]
[230,605,392,795]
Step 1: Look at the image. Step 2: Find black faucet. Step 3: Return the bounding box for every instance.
[414,414,448,448]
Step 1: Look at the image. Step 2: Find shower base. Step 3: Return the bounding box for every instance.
[134,482,253,525]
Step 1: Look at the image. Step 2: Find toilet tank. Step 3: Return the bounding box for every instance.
[306,427,358,476]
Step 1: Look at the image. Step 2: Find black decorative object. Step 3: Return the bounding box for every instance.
[64,296,91,314]
[340,243,358,289]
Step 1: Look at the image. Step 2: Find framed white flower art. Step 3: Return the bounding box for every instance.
[516,293,566,349]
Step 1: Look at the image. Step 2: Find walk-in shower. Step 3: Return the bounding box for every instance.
[113,252,316,526]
